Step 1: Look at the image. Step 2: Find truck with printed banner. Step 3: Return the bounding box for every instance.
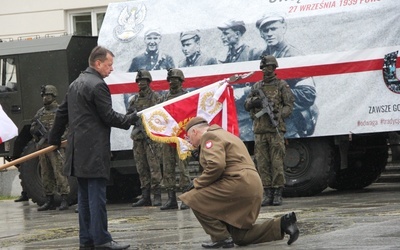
[0,0,399,205]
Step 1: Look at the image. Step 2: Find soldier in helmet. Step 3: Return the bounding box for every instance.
[30,85,70,211]
[160,68,191,210]
[129,70,163,207]
[244,55,294,206]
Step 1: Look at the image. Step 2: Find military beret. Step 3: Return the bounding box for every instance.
[256,15,285,30]
[180,30,200,41]
[217,19,246,34]
[185,117,208,132]
[145,28,161,37]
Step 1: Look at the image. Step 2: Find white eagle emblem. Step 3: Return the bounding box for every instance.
[113,4,147,42]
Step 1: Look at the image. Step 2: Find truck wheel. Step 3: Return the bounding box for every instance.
[19,141,78,206]
[283,138,333,197]
[328,134,388,190]
[106,172,141,202]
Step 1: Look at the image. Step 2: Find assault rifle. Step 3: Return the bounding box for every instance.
[35,119,49,146]
[254,89,282,136]
[35,118,64,159]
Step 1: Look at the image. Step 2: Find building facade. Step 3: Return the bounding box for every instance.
[0,0,130,41]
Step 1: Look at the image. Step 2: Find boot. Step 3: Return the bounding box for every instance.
[59,194,69,210]
[132,188,152,207]
[160,190,178,210]
[261,188,274,207]
[153,188,162,206]
[14,191,29,202]
[37,195,56,211]
[273,187,283,206]
[180,201,189,210]
[281,212,299,245]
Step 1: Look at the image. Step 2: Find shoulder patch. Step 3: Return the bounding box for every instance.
[205,140,213,149]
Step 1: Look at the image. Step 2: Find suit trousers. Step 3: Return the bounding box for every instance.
[192,209,283,246]
[78,178,112,246]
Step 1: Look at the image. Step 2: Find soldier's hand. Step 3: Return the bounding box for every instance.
[48,135,61,149]
[250,98,262,109]
[191,148,200,161]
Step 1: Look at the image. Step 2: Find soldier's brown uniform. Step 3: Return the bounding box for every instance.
[180,118,299,248]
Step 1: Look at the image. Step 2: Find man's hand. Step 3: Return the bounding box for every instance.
[127,111,140,125]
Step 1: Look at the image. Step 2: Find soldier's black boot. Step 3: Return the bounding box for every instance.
[261,188,274,206]
[273,187,283,206]
[132,188,152,207]
[160,190,178,210]
[281,212,299,245]
[14,191,29,202]
[59,194,69,211]
[37,195,56,211]
[180,201,189,210]
[153,188,162,206]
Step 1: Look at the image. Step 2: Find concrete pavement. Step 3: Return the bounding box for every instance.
[1,179,400,250]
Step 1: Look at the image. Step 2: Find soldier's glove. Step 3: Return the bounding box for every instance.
[127,111,140,125]
[249,98,262,109]
[183,181,195,193]
[48,135,61,149]
[190,148,200,161]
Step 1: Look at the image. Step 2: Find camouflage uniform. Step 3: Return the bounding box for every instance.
[30,85,70,211]
[244,56,294,206]
[129,88,162,192]
[160,69,191,210]
[161,91,191,191]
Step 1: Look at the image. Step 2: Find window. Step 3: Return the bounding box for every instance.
[0,57,17,93]
[68,8,106,36]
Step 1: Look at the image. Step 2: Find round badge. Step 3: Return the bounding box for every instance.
[205,140,213,149]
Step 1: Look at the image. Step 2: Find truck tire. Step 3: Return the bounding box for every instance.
[328,134,388,190]
[19,141,78,206]
[283,138,333,197]
[106,172,141,202]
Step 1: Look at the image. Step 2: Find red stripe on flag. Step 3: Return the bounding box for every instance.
[108,58,387,94]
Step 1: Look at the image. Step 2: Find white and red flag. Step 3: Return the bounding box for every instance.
[0,104,18,144]
[139,76,240,160]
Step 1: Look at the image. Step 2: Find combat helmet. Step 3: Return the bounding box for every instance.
[167,68,185,82]
[136,69,152,83]
[260,55,279,69]
[40,85,58,97]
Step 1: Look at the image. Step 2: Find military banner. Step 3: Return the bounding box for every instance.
[0,104,18,144]
[138,78,238,160]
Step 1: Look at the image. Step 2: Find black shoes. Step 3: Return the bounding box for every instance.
[201,237,234,248]
[281,212,299,245]
[14,192,29,202]
[180,202,190,210]
[95,240,130,249]
[79,244,94,250]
